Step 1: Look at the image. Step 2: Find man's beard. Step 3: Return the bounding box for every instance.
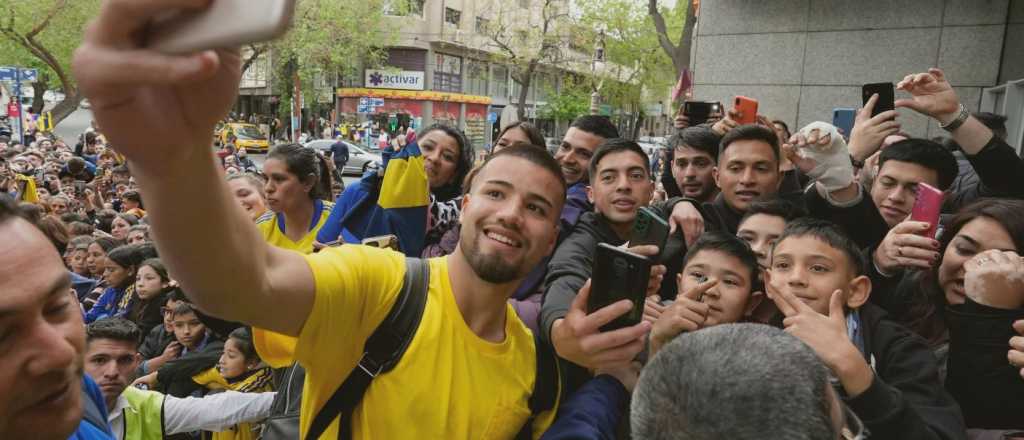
[463,234,526,284]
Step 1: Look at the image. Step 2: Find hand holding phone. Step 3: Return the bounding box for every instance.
[589,243,653,332]
[732,96,759,125]
[862,83,895,118]
[910,182,943,239]
[832,108,857,139]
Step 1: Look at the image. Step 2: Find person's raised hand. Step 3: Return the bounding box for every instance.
[160,341,183,361]
[873,220,941,274]
[72,0,243,172]
[1010,320,1024,381]
[963,250,1024,309]
[649,276,717,356]
[643,296,665,325]
[131,372,159,389]
[771,285,873,396]
[550,280,652,369]
[595,361,642,392]
[711,109,741,135]
[785,122,854,193]
[849,94,901,161]
[667,201,705,247]
[895,68,961,123]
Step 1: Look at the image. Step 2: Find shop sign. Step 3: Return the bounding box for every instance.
[365,69,425,91]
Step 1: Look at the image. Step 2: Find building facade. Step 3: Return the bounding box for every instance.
[689,0,1024,149]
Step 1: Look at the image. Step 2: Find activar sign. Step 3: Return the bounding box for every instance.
[364,69,425,91]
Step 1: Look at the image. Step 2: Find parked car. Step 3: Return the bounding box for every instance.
[305,139,382,176]
[219,123,269,152]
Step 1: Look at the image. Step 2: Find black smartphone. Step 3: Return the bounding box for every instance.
[862,82,895,117]
[74,180,87,195]
[630,206,669,261]
[683,101,720,125]
[589,243,652,332]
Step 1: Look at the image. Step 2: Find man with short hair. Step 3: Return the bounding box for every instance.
[542,138,696,393]
[0,194,113,440]
[84,318,275,440]
[632,323,848,440]
[554,115,620,222]
[328,137,349,181]
[702,124,786,234]
[75,21,571,433]
[666,126,720,203]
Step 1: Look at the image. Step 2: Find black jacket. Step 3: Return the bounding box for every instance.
[944,136,1024,213]
[944,299,1024,430]
[802,185,892,251]
[847,303,967,440]
[540,198,695,394]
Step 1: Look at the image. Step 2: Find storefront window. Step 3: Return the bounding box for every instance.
[466,60,488,96]
[491,65,508,99]
[434,53,463,93]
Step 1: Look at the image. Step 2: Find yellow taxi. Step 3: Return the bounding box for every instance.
[219,123,270,152]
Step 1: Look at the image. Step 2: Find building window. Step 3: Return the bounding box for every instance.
[434,53,463,93]
[475,17,490,33]
[466,60,488,96]
[491,65,508,99]
[384,0,424,17]
[445,7,462,26]
[240,48,269,89]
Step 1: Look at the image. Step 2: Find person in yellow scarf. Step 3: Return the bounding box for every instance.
[191,327,274,440]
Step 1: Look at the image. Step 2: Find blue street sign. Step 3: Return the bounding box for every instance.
[20,68,38,83]
[0,67,15,81]
[487,112,498,124]
[371,98,385,107]
[358,97,369,106]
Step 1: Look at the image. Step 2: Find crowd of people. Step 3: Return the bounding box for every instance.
[2,2,1024,440]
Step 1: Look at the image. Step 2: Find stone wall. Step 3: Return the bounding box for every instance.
[690,0,1018,138]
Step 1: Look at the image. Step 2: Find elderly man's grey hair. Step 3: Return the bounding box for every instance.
[631,323,837,440]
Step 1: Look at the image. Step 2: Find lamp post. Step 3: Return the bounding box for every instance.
[590,30,606,115]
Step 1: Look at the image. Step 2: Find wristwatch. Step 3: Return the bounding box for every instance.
[940,103,969,132]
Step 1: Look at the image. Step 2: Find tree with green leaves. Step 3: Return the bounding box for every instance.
[537,77,590,122]
[649,0,696,79]
[1,0,100,125]
[575,0,681,138]
[477,0,573,121]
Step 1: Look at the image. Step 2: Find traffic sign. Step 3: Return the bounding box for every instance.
[20,69,38,83]
[371,98,385,107]
[0,67,15,81]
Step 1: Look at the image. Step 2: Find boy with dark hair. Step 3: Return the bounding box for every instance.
[648,232,763,355]
[737,198,807,269]
[765,218,966,440]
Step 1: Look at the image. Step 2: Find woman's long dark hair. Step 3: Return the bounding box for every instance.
[419,124,474,202]
[267,143,332,201]
[909,198,1024,344]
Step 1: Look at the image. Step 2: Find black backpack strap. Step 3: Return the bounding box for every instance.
[515,333,560,440]
[303,257,430,440]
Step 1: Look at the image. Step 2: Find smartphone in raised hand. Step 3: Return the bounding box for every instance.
[630,207,670,261]
[832,108,856,138]
[862,82,895,117]
[145,0,297,54]
[733,96,759,125]
[910,182,943,239]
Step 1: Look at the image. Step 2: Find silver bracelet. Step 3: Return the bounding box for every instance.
[940,103,969,132]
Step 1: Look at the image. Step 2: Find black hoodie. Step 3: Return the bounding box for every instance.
[846,303,967,440]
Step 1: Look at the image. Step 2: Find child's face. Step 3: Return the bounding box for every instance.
[135,265,167,300]
[767,235,863,316]
[218,338,252,380]
[171,311,205,350]
[162,299,183,331]
[680,249,758,326]
[737,213,786,269]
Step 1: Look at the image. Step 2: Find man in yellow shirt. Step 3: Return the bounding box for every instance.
[71,3,569,437]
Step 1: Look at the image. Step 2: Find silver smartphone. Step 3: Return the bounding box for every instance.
[146,0,296,54]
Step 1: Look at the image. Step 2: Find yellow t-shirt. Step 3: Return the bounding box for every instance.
[285,245,556,440]
[255,199,334,254]
[253,199,333,366]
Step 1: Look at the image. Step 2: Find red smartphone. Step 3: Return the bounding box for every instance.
[733,96,758,125]
[910,182,943,239]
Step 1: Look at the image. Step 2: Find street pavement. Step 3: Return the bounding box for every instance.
[53,107,358,187]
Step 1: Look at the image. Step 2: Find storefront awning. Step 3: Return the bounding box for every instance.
[337,88,492,105]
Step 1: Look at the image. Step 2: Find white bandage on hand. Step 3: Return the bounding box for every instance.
[797,121,855,192]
